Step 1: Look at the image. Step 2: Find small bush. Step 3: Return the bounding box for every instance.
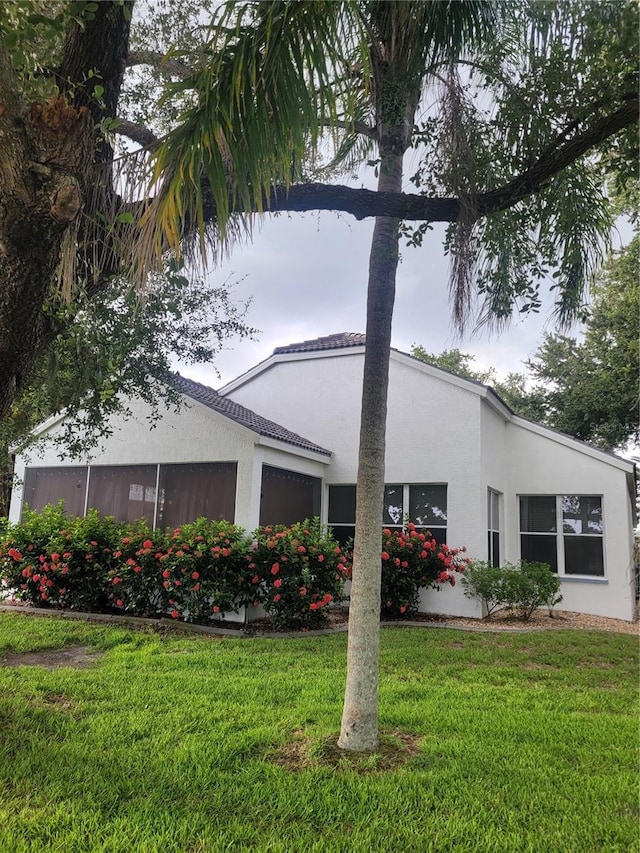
[459,561,507,616]
[380,523,469,618]
[502,561,563,619]
[462,560,562,620]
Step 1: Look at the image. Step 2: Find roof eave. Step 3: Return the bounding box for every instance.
[257,436,332,462]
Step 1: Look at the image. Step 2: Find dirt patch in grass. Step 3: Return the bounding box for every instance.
[0,646,103,669]
[269,729,423,774]
[39,692,78,710]
[520,661,561,671]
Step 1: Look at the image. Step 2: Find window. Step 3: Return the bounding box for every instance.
[157,463,237,529]
[487,489,500,567]
[409,485,447,545]
[328,485,356,545]
[22,467,87,518]
[328,483,448,546]
[519,495,604,577]
[561,495,604,576]
[259,465,321,527]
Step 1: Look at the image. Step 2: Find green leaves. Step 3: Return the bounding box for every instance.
[461,560,563,619]
[148,0,365,257]
[523,237,640,450]
[408,0,637,331]
[2,266,257,462]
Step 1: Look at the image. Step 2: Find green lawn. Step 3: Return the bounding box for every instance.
[0,613,637,853]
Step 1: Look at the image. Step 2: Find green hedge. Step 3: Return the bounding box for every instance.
[0,507,470,629]
[0,507,349,630]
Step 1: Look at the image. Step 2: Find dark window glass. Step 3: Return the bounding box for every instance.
[520,534,558,573]
[328,485,356,524]
[562,496,603,535]
[520,496,557,533]
[488,490,500,566]
[564,537,604,576]
[259,465,321,527]
[157,463,236,529]
[383,484,404,526]
[330,525,355,548]
[22,467,87,518]
[421,527,447,547]
[489,491,499,530]
[409,485,448,526]
[87,465,157,525]
[488,531,500,568]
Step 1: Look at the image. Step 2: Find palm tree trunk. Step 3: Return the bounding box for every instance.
[338,150,404,752]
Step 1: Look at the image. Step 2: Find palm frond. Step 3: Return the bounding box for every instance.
[136,0,369,272]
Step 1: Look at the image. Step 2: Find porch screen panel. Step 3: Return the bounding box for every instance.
[22,467,87,518]
[87,465,157,525]
[259,465,321,527]
[157,462,237,528]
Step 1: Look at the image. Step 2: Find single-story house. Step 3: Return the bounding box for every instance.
[9,332,637,622]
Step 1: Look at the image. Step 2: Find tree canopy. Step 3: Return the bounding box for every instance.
[523,236,639,451]
[413,236,639,453]
[0,1,636,420]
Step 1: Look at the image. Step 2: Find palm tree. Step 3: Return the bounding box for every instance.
[144,0,499,751]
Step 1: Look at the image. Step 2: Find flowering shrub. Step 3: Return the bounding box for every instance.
[1,509,469,628]
[105,522,170,617]
[380,523,469,617]
[154,519,253,622]
[0,510,348,629]
[249,519,350,630]
[0,505,123,612]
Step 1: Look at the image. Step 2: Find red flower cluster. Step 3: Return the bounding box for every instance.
[380,523,468,617]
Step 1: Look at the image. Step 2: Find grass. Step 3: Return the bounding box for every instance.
[0,613,637,853]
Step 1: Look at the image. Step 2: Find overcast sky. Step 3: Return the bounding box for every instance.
[176,206,575,390]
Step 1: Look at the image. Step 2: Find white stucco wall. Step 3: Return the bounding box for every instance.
[386,356,485,617]
[226,350,491,617]
[225,348,637,621]
[224,352,365,483]
[10,395,328,534]
[506,419,636,622]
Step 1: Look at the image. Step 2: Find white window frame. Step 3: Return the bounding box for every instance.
[487,488,501,567]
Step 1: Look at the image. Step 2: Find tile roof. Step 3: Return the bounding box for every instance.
[273,332,366,354]
[170,374,331,457]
